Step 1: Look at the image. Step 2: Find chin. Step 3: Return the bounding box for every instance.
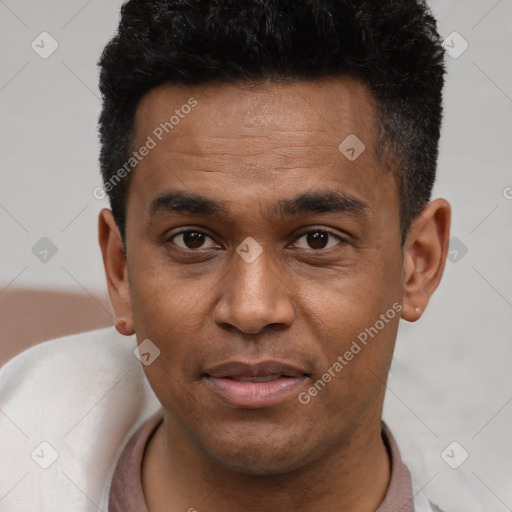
[197,428,317,475]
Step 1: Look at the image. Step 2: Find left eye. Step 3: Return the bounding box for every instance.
[293,230,344,250]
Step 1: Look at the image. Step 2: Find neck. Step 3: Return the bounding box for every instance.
[143,414,391,512]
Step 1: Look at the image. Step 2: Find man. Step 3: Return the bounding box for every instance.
[1,0,462,510]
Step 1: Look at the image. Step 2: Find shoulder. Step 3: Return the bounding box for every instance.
[0,327,161,511]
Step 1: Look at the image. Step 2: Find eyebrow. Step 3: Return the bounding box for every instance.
[147,189,369,224]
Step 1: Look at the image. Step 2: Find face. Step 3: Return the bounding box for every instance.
[99,77,449,474]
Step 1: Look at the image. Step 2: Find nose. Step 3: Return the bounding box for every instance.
[213,244,295,335]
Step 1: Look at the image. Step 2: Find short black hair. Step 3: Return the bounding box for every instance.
[98,0,446,247]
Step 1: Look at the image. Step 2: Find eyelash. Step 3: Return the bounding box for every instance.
[166,228,347,252]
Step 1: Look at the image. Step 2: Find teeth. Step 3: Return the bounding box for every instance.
[235,375,283,383]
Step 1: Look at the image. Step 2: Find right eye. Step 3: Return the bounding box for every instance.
[167,230,219,250]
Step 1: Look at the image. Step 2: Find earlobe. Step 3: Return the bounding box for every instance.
[115,318,135,336]
[401,199,451,322]
[98,209,135,335]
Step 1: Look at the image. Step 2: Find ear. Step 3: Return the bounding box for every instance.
[98,209,134,335]
[401,198,451,322]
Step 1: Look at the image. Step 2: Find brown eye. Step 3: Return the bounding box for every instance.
[169,230,217,250]
[293,230,344,250]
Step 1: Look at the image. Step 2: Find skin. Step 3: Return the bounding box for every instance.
[98,76,451,512]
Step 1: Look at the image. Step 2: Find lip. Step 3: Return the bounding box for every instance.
[204,361,307,379]
[202,361,310,408]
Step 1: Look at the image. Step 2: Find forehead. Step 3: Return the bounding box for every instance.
[127,77,397,228]
[134,76,379,147]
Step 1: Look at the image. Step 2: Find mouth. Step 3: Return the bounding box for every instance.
[202,361,310,408]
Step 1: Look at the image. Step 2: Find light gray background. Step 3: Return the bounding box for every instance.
[0,0,511,509]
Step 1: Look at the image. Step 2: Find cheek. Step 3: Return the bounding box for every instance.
[305,261,399,337]
[310,296,398,377]
[128,247,188,332]
[304,293,399,423]
[127,255,214,381]
[299,257,401,390]
[129,267,200,410]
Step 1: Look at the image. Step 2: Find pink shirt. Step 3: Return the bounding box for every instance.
[109,410,416,512]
